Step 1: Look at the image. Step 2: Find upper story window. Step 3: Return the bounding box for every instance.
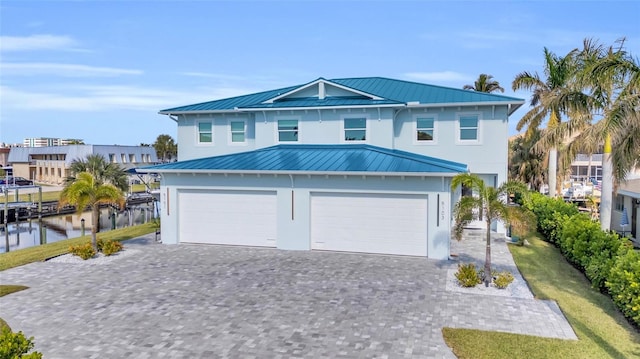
[230,120,246,143]
[458,114,480,142]
[109,153,116,163]
[121,153,127,163]
[416,116,436,142]
[278,119,298,142]
[344,117,366,141]
[198,121,213,143]
[129,154,136,163]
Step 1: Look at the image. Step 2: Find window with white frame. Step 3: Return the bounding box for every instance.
[615,194,624,211]
[278,119,298,142]
[344,117,366,141]
[230,120,246,143]
[198,121,213,143]
[458,115,479,141]
[416,116,435,142]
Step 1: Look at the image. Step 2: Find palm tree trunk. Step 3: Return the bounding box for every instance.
[600,135,613,231]
[91,205,100,251]
[548,147,558,197]
[484,217,492,287]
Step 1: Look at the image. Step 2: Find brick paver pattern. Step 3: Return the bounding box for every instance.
[0,231,576,358]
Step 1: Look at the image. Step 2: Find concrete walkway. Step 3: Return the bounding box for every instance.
[0,231,576,358]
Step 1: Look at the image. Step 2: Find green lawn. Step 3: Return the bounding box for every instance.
[443,235,640,358]
[0,222,158,271]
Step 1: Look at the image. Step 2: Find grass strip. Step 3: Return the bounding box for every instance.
[0,222,157,271]
[0,285,29,297]
[443,234,640,358]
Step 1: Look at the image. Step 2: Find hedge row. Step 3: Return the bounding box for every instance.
[521,192,640,326]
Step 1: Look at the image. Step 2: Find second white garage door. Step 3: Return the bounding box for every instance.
[178,190,277,247]
[310,192,428,256]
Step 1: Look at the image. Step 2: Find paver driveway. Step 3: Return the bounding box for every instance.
[0,234,575,358]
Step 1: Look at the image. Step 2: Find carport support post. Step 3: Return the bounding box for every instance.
[4,187,9,253]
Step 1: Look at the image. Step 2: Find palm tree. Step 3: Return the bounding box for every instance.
[508,131,547,191]
[451,174,529,286]
[67,154,129,192]
[556,38,640,230]
[512,48,579,198]
[463,74,505,93]
[59,172,125,250]
[153,134,178,163]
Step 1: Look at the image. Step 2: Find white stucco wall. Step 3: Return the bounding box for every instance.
[158,172,455,259]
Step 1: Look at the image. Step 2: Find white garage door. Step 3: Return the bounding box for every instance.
[311,192,428,256]
[178,190,277,247]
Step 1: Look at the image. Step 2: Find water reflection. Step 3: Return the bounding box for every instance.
[1,203,158,252]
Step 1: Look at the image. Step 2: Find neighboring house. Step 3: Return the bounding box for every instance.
[8,145,158,185]
[612,179,640,240]
[141,77,524,259]
[23,137,82,147]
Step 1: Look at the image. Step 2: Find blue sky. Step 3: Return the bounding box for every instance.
[1,0,639,146]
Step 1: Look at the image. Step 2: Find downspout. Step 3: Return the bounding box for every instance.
[392,106,408,149]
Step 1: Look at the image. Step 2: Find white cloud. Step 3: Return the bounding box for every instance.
[1,63,142,77]
[0,84,256,113]
[403,71,473,83]
[0,34,79,52]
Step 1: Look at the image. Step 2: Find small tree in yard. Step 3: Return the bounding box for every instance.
[59,172,125,251]
[451,173,529,286]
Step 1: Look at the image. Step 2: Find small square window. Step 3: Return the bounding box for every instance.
[278,119,298,142]
[459,115,478,141]
[198,122,213,143]
[230,121,246,143]
[344,118,366,141]
[417,117,435,141]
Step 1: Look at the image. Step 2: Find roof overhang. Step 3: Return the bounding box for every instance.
[135,168,461,178]
[159,103,402,116]
[159,100,525,116]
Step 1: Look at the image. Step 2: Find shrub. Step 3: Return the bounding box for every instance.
[493,271,515,289]
[455,263,482,287]
[0,327,43,359]
[69,243,96,260]
[100,239,123,256]
[606,247,640,327]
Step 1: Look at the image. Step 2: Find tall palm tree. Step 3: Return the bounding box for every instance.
[59,172,125,250]
[463,74,505,93]
[451,174,529,286]
[512,48,578,198]
[555,38,640,230]
[67,154,129,192]
[153,134,178,163]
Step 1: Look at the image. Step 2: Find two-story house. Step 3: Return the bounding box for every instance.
[142,77,524,259]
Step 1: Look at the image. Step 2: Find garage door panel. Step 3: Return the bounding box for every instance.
[311,192,428,256]
[179,190,276,247]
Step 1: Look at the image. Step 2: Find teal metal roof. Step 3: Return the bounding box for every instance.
[139,145,468,175]
[159,77,524,114]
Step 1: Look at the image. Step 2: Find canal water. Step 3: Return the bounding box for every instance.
[1,203,159,252]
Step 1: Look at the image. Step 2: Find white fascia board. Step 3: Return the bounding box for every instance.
[408,100,525,114]
[141,169,461,178]
[159,104,402,115]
